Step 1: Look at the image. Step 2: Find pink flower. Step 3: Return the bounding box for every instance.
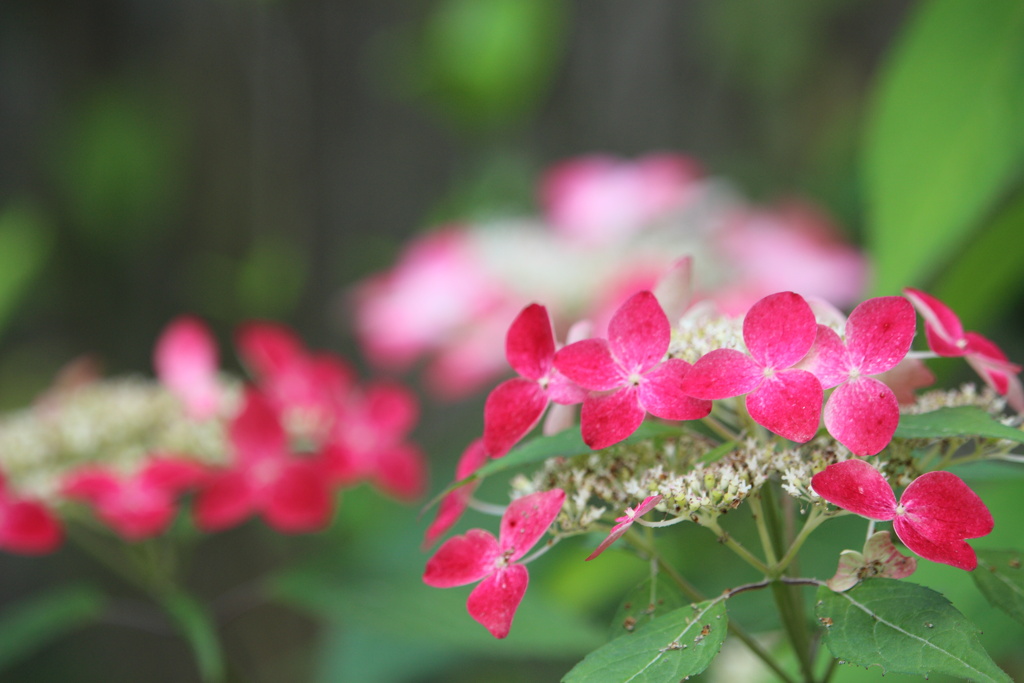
[154,316,221,420]
[423,489,565,639]
[62,456,207,540]
[799,297,916,455]
[554,291,711,449]
[483,304,585,458]
[681,292,823,442]
[903,288,1024,412]
[811,459,993,570]
[194,388,334,533]
[826,530,917,592]
[320,382,427,502]
[423,438,489,549]
[541,154,702,245]
[586,495,662,561]
[0,475,62,554]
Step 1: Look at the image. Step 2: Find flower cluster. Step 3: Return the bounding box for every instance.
[353,153,869,398]
[0,317,426,552]
[423,257,1022,637]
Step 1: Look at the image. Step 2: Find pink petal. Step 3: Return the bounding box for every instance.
[653,256,694,324]
[235,321,304,378]
[370,443,427,502]
[824,377,901,456]
[96,490,176,541]
[466,564,529,639]
[193,469,255,532]
[546,370,587,406]
[500,489,565,561]
[364,382,419,437]
[875,358,936,406]
[903,288,966,355]
[585,495,662,561]
[899,471,994,541]
[229,388,288,465]
[810,459,897,520]
[423,528,500,588]
[505,304,555,381]
[483,378,549,458]
[742,292,817,369]
[607,291,670,373]
[422,439,488,548]
[154,316,220,419]
[892,518,979,571]
[0,499,62,554]
[62,468,120,503]
[799,325,850,388]
[580,388,645,449]
[138,457,208,493]
[680,349,762,399]
[746,370,823,442]
[638,359,712,421]
[263,461,334,533]
[862,529,917,579]
[554,339,624,391]
[845,297,916,375]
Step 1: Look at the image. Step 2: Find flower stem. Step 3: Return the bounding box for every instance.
[700,515,770,576]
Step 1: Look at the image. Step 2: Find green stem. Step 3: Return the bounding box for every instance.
[748,493,779,567]
[701,515,770,576]
[774,507,827,576]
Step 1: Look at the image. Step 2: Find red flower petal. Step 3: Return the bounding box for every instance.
[0,499,62,554]
[680,349,761,399]
[586,495,662,561]
[742,292,816,369]
[505,304,555,381]
[639,359,712,421]
[746,370,822,442]
[824,377,900,456]
[194,469,255,532]
[554,339,623,391]
[845,297,915,375]
[579,388,645,449]
[899,471,993,542]
[466,564,529,639]
[236,321,304,378]
[892,518,980,571]
[370,443,427,502]
[500,489,565,561]
[607,291,669,373]
[263,461,334,533]
[800,325,849,389]
[423,528,501,588]
[229,389,288,465]
[423,439,488,548]
[810,459,897,520]
[903,288,966,356]
[483,378,549,458]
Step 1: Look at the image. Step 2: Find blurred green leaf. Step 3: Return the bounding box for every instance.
[863,0,1024,294]
[562,599,727,683]
[816,579,1011,682]
[894,406,1024,442]
[235,234,307,318]
[0,202,53,335]
[415,0,567,129]
[606,575,688,642]
[973,549,1024,627]
[272,569,605,657]
[0,583,106,672]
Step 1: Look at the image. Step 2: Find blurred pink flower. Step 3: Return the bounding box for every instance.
[812,459,993,571]
[423,489,565,639]
[0,474,62,555]
[154,316,221,420]
[63,456,207,540]
[541,154,702,244]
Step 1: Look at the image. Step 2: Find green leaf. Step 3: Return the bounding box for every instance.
[863,0,1024,294]
[815,579,1011,682]
[159,590,225,683]
[562,599,727,683]
[0,202,53,336]
[973,549,1024,626]
[0,583,106,672]
[895,406,1024,442]
[606,575,689,641]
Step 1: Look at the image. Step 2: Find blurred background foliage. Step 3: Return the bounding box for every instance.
[2,0,1024,681]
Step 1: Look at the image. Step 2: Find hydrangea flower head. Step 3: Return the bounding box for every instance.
[554,291,711,449]
[483,304,585,458]
[423,489,565,638]
[800,296,916,455]
[811,459,993,570]
[682,291,823,442]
